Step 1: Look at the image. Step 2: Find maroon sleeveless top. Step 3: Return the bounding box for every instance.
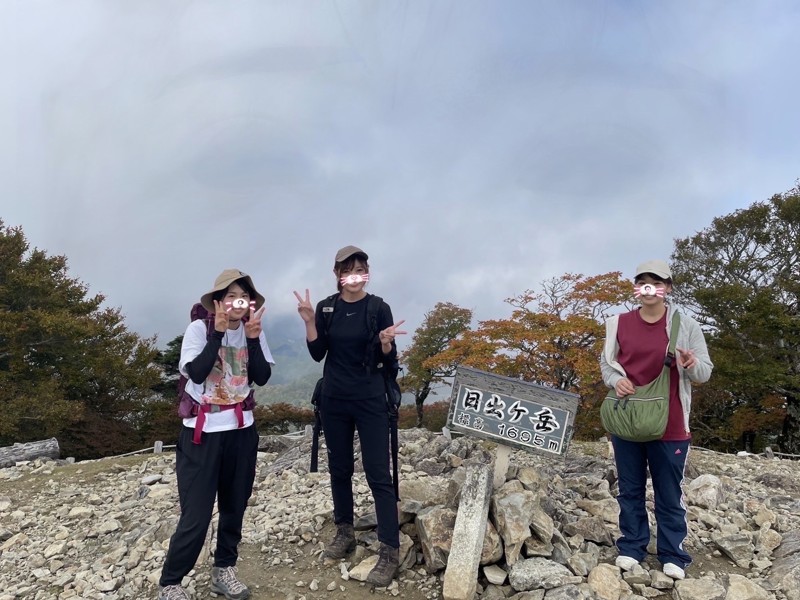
[617,309,689,441]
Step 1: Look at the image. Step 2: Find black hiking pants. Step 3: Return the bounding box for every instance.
[321,393,400,548]
[159,424,259,586]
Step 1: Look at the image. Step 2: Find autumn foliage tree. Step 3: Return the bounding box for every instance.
[0,221,164,458]
[671,185,800,452]
[399,302,472,427]
[430,273,632,439]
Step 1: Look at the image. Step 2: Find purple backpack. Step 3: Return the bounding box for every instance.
[176,303,255,419]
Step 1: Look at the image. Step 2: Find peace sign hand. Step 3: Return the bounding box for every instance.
[379,320,408,345]
[245,306,266,339]
[293,289,315,323]
[213,300,231,333]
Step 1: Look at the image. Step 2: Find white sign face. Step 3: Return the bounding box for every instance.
[447,366,579,458]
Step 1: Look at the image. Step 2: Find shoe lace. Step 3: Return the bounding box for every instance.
[333,526,350,544]
[216,566,247,593]
[161,585,189,600]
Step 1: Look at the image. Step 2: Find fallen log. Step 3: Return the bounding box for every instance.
[0,438,60,468]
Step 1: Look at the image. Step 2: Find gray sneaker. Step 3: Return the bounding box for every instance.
[157,584,190,600]
[210,566,250,600]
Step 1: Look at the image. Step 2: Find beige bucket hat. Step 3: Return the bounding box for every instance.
[200,268,265,312]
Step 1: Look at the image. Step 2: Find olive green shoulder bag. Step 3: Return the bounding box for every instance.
[600,312,680,442]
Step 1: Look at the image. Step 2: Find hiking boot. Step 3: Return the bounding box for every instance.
[157,585,190,600]
[323,522,356,559]
[365,542,399,587]
[210,566,250,600]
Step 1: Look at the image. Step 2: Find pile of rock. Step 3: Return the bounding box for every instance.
[0,429,798,600]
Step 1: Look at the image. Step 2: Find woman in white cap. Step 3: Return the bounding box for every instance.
[600,259,712,581]
[158,269,274,600]
[293,245,406,587]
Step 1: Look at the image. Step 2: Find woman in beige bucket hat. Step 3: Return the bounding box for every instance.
[158,269,274,600]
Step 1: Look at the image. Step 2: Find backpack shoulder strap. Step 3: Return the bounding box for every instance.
[310,293,339,474]
[663,312,681,367]
[321,293,340,336]
[365,294,384,340]
[363,294,385,372]
[190,302,216,338]
[668,312,681,353]
[204,315,215,338]
[178,303,215,415]
[309,377,325,473]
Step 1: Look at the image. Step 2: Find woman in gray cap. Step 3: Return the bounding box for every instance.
[600,259,712,581]
[158,269,274,600]
[294,245,406,587]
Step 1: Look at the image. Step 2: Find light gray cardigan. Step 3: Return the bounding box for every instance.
[600,305,714,434]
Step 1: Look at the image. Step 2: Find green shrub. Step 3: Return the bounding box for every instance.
[254,402,314,435]
[398,401,450,432]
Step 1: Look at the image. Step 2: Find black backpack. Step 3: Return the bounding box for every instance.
[309,293,402,500]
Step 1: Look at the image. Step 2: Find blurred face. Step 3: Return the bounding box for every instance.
[336,259,369,293]
[634,274,671,306]
[222,283,253,319]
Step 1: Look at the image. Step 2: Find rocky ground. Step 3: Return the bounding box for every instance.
[0,429,798,600]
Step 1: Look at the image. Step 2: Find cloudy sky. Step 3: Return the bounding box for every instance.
[3,1,799,350]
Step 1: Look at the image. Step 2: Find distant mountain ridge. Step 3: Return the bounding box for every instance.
[258,314,451,407]
[258,315,321,406]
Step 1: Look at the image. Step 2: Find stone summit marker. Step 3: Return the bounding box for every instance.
[442,366,579,600]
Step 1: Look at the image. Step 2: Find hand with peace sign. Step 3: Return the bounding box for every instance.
[244,306,267,339]
[379,319,407,353]
[213,299,231,332]
[293,289,315,324]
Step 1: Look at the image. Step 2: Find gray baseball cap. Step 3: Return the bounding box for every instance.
[335,245,369,263]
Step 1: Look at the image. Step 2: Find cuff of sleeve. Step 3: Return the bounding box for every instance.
[209,330,224,341]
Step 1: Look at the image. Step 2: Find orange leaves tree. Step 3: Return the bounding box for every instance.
[429,273,632,439]
[399,302,473,427]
